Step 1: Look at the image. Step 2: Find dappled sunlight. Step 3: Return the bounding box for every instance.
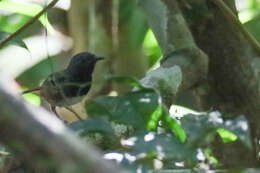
[155,145,165,158]
[124,153,136,162]
[139,97,151,103]
[196,149,206,161]
[103,152,123,163]
[0,0,259,171]
[169,104,200,118]
[144,132,155,142]
[121,136,137,147]
[0,32,72,77]
[108,90,118,96]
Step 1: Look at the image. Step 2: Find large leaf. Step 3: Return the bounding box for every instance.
[105,75,146,89]
[86,89,160,130]
[0,31,28,50]
[180,111,223,147]
[222,115,252,149]
[128,132,197,167]
[69,118,115,137]
[104,152,150,173]
[0,14,30,33]
[69,118,119,149]
[140,66,182,96]
[180,112,252,148]
[164,114,186,143]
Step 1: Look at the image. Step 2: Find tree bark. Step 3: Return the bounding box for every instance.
[139,0,260,167]
[0,72,128,173]
[179,0,260,167]
[138,0,208,106]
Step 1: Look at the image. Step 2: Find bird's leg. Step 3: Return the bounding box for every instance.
[64,106,83,121]
[50,105,60,118]
[51,105,69,124]
[51,105,68,124]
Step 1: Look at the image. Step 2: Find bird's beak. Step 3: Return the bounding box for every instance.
[96,56,104,61]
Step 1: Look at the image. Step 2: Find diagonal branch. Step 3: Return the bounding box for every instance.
[0,72,127,173]
[212,0,260,56]
[0,0,59,49]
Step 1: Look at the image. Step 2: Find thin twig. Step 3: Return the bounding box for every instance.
[0,73,126,173]
[65,106,83,121]
[212,0,260,55]
[0,0,59,49]
[22,87,42,94]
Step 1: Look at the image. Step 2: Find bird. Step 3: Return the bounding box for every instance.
[23,52,104,120]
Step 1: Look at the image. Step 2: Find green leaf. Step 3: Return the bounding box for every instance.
[143,29,162,67]
[69,119,119,148]
[180,112,252,148]
[140,66,182,96]
[180,111,223,147]
[69,119,115,137]
[204,148,219,166]
[86,89,160,130]
[0,14,30,33]
[0,31,28,50]
[22,92,41,106]
[40,13,55,34]
[0,0,54,33]
[164,114,186,143]
[0,0,41,16]
[217,128,237,143]
[146,105,163,131]
[104,75,146,89]
[223,115,252,149]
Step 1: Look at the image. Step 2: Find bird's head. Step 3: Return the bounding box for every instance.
[67,52,104,70]
[66,52,104,79]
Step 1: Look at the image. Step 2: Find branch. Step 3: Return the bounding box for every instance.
[138,0,208,105]
[0,72,128,173]
[0,0,59,49]
[178,0,260,166]
[212,0,260,55]
[22,87,42,94]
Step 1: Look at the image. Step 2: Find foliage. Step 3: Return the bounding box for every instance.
[22,91,41,106]
[0,31,28,49]
[69,74,253,171]
[143,29,162,67]
[0,0,54,33]
[0,0,259,172]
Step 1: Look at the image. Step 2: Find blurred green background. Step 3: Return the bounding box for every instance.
[0,0,259,106]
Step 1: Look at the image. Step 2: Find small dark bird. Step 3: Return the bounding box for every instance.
[24,52,104,120]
